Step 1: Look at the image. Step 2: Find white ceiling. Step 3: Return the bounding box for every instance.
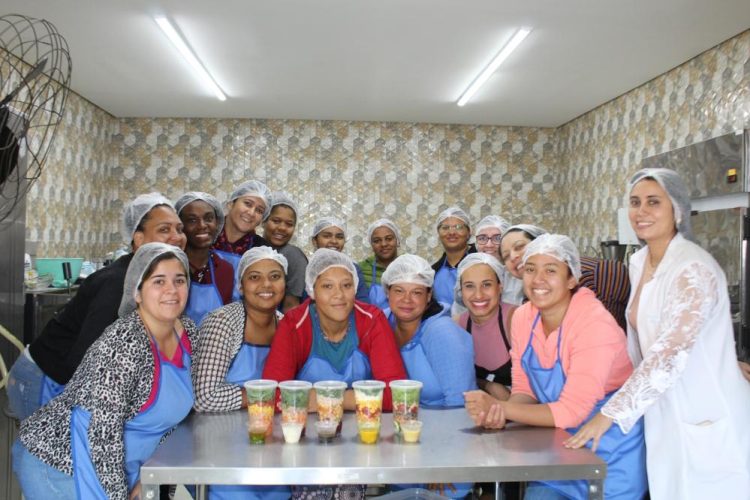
[3,0,750,126]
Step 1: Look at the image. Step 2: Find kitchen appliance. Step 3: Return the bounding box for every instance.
[640,129,749,355]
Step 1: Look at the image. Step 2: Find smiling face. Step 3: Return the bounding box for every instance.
[437,216,471,253]
[312,226,346,252]
[135,257,189,324]
[133,205,187,251]
[460,264,501,323]
[628,179,677,246]
[370,226,398,263]
[226,195,266,235]
[180,200,219,250]
[387,283,432,325]
[522,254,576,314]
[263,205,297,247]
[313,266,356,323]
[500,230,532,279]
[475,227,503,259]
[241,259,286,313]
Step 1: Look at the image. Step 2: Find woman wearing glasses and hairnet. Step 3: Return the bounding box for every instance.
[567,168,750,500]
[431,206,476,306]
[7,193,186,421]
[465,234,647,500]
[193,246,290,500]
[175,191,235,326]
[13,243,198,500]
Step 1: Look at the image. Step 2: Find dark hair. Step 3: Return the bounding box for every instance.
[135,203,173,234]
[137,252,185,290]
[505,227,538,242]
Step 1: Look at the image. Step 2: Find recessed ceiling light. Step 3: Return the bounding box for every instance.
[457,28,532,107]
[154,16,227,101]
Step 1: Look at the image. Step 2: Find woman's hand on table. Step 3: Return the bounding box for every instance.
[129,482,141,500]
[563,412,613,452]
[464,390,505,429]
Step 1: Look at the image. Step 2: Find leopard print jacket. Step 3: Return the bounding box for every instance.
[18,311,199,500]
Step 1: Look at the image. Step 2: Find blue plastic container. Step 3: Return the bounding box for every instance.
[35,258,84,287]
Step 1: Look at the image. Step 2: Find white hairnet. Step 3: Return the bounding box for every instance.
[311,216,347,240]
[628,167,693,239]
[436,206,472,229]
[121,192,175,244]
[452,252,505,307]
[305,248,358,298]
[522,234,581,282]
[174,191,226,240]
[366,218,401,246]
[267,191,299,220]
[236,246,289,292]
[500,224,548,246]
[118,242,189,317]
[475,215,511,235]
[381,254,435,288]
[228,180,272,218]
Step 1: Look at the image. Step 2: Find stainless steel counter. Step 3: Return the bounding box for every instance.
[142,408,606,499]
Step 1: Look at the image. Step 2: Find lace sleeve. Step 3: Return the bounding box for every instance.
[601,262,718,433]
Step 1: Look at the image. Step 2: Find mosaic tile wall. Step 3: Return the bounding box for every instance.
[25,91,118,259]
[556,30,750,253]
[112,120,556,262]
[25,30,749,263]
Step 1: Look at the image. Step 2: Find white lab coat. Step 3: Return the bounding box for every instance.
[602,233,750,500]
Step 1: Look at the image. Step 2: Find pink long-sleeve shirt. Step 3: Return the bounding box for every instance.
[510,287,633,429]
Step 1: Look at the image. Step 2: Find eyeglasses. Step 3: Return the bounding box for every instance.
[476,234,503,245]
[438,223,467,233]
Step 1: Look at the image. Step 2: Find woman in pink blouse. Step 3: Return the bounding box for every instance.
[465,234,646,500]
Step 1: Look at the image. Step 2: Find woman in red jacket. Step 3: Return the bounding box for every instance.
[263,248,406,412]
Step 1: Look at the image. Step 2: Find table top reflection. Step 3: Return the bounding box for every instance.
[141,407,605,487]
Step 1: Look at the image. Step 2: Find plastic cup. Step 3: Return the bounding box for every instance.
[401,420,423,443]
[352,380,385,444]
[314,380,347,437]
[279,380,312,442]
[244,379,277,444]
[389,380,423,435]
[314,420,338,443]
[281,422,304,444]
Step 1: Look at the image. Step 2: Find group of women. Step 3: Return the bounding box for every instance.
[7,168,750,500]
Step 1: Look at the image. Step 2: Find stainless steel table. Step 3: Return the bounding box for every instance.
[141,408,606,499]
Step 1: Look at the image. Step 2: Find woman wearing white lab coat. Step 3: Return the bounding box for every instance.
[566,168,750,499]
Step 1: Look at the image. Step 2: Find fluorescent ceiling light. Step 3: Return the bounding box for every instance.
[457,28,531,107]
[154,16,227,101]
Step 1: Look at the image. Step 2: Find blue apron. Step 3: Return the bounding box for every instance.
[39,374,65,407]
[213,249,241,302]
[185,255,225,327]
[70,333,194,498]
[368,260,389,310]
[297,310,371,386]
[521,314,647,500]
[225,343,270,385]
[209,341,288,499]
[433,261,457,305]
[393,316,472,499]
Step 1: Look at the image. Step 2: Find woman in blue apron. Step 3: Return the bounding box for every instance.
[358,218,400,310]
[381,254,476,498]
[176,192,235,326]
[13,243,198,500]
[192,246,289,500]
[262,249,407,500]
[310,216,370,303]
[212,180,272,286]
[431,206,475,306]
[465,234,647,500]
